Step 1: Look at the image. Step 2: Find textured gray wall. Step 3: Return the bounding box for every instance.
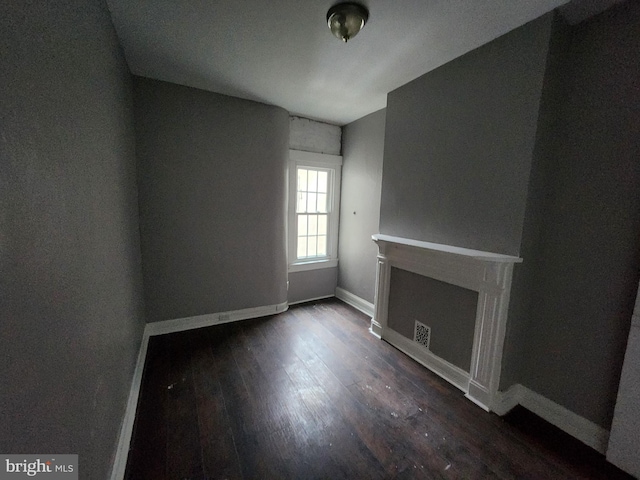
[388,268,478,371]
[288,268,338,304]
[289,116,342,155]
[134,78,289,321]
[287,116,341,304]
[515,2,640,428]
[500,14,571,389]
[337,109,386,304]
[380,14,553,256]
[0,1,145,478]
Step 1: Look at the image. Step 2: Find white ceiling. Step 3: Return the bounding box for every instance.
[106,0,617,126]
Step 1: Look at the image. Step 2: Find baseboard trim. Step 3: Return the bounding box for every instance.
[494,384,610,454]
[384,327,470,393]
[335,287,374,317]
[369,319,383,339]
[492,384,525,415]
[519,386,610,454]
[144,301,289,337]
[288,294,334,306]
[109,328,150,480]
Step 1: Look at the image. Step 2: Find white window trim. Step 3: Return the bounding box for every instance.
[288,149,342,273]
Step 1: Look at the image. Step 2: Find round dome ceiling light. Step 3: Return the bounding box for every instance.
[327,3,369,43]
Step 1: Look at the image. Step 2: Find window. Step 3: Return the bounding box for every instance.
[288,150,342,272]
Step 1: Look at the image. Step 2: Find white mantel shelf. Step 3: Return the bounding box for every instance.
[371,233,521,412]
[372,234,522,264]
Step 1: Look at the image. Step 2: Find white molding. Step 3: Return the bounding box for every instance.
[372,234,522,263]
[335,287,374,317]
[287,150,342,269]
[145,302,289,337]
[371,234,520,410]
[372,246,391,343]
[519,387,610,453]
[493,384,610,454]
[492,384,525,415]
[110,328,150,480]
[369,321,383,339]
[384,328,470,393]
[289,258,338,273]
[288,294,334,306]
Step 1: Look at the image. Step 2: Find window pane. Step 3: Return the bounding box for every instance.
[298,215,307,236]
[308,215,318,236]
[317,193,327,213]
[292,164,336,263]
[308,236,317,257]
[298,168,307,192]
[318,171,328,193]
[317,235,327,256]
[297,192,306,213]
[307,192,317,213]
[297,236,307,258]
[308,169,318,193]
[318,215,327,235]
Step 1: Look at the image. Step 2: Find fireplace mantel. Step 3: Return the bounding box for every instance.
[371,234,522,411]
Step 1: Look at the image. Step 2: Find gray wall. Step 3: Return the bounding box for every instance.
[337,109,386,304]
[380,14,553,257]
[388,268,478,371]
[0,1,145,478]
[288,116,342,303]
[501,15,571,389]
[134,78,289,321]
[514,1,640,428]
[288,268,339,304]
[289,116,341,155]
[288,268,338,304]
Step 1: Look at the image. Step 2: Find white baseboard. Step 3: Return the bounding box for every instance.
[519,386,610,454]
[369,319,383,339]
[109,300,289,479]
[288,294,334,306]
[110,328,150,480]
[492,384,525,415]
[384,327,470,393]
[335,287,374,317]
[144,301,289,337]
[493,384,610,454]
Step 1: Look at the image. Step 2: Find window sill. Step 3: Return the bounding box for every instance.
[288,258,338,273]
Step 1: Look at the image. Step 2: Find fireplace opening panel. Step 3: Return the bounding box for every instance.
[388,267,478,373]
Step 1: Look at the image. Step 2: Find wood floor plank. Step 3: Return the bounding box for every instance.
[297,309,475,477]
[124,335,169,480]
[165,331,204,480]
[279,338,389,478]
[125,299,634,480]
[190,328,243,479]
[312,301,574,478]
[282,307,455,478]
[336,304,581,478]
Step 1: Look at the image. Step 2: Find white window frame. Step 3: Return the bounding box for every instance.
[288,149,342,273]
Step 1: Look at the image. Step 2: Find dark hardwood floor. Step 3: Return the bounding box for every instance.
[125,298,631,479]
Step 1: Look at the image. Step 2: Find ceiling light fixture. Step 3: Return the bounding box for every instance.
[327,3,369,43]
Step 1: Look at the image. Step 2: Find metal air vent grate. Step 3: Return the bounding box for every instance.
[414,320,431,350]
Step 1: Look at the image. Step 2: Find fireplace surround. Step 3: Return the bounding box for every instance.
[371,234,522,411]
